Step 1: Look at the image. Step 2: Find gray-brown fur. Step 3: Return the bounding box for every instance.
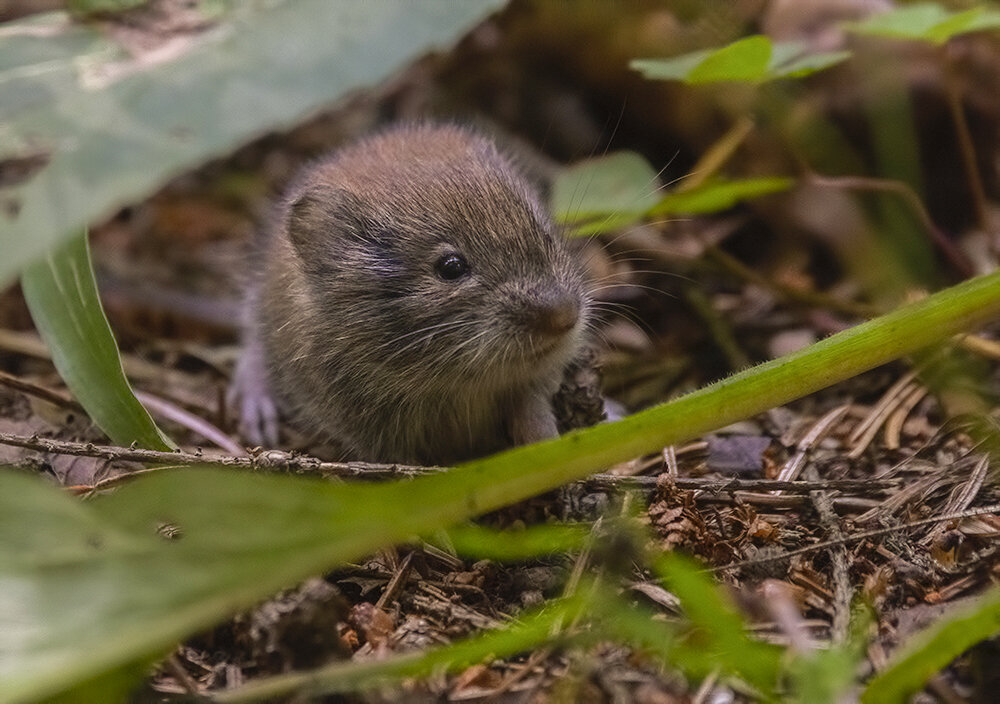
[231,124,591,464]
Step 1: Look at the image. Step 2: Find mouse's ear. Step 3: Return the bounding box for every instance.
[286,184,366,262]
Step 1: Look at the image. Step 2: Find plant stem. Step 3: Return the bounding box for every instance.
[437,269,1000,518]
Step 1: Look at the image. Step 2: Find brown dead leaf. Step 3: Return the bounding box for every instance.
[348,602,395,650]
[451,663,504,696]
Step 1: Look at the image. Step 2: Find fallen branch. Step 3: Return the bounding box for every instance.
[1,431,900,495]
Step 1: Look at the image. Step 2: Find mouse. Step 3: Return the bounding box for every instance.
[230,123,591,464]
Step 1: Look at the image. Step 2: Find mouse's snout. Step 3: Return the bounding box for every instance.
[524,288,581,339]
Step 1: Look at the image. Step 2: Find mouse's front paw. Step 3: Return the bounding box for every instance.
[228,349,281,448]
[509,393,560,447]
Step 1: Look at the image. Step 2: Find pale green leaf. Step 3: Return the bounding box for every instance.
[847,4,1000,45]
[771,49,852,79]
[926,8,1000,44]
[630,49,714,82]
[552,151,660,229]
[631,36,847,86]
[688,35,772,84]
[20,233,174,450]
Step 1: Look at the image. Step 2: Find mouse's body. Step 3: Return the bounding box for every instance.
[231,124,590,464]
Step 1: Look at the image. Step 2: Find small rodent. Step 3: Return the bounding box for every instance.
[230,124,591,464]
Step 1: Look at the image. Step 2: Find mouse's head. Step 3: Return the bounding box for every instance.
[284,125,590,395]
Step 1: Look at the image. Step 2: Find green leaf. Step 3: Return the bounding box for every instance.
[649,177,793,216]
[861,589,1000,703]
[552,151,660,230]
[20,233,174,451]
[688,35,772,84]
[771,49,853,79]
[0,0,503,290]
[931,8,1000,43]
[0,466,582,703]
[847,4,1000,45]
[630,48,715,82]
[552,153,794,234]
[6,269,1000,700]
[847,4,949,39]
[653,554,782,692]
[631,36,849,86]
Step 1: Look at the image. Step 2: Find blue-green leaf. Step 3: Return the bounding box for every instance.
[0,0,503,290]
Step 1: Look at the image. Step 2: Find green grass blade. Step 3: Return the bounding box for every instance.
[449,269,1000,516]
[442,523,589,560]
[653,553,782,693]
[213,596,585,702]
[861,589,1000,704]
[20,233,174,450]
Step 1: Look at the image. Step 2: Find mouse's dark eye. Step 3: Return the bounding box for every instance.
[435,253,469,281]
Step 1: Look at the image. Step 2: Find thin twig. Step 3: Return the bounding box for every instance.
[0,370,83,412]
[713,502,1000,573]
[584,474,899,494]
[375,551,414,610]
[134,389,245,456]
[806,172,974,277]
[0,431,437,479]
[0,432,903,496]
[943,45,990,233]
[805,466,851,644]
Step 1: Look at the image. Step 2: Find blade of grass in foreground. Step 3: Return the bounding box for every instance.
[449,269,1000,515]
[861,589,1000,704]
[652,553,782,694]
[20,232,174,450]
[212,595,587,703]
[441,523,590,560]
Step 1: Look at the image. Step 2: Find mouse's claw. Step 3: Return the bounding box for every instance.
[228,340,281,448]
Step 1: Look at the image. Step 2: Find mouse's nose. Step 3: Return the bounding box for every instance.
[527,289,580,338]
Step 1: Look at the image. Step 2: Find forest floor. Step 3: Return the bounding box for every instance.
[2,2,1000,702]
